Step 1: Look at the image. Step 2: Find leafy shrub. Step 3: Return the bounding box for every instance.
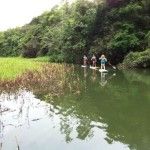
[49,53,64,63]
[123,49,150,68]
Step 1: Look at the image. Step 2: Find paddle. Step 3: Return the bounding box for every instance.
[108,62,116,70]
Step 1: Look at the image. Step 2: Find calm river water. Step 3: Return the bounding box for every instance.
[0,66,150,150]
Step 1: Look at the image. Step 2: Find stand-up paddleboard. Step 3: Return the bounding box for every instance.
[99,69,108,73]
[90,66,99,70]
[81,65,87,68]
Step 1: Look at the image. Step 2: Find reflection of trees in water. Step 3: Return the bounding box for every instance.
[0,65,84,148]
[60,116,73,143]
[76,117,93,140]
[0,90,51,150]
[0,91,24,149]
[0,104,4,150]
[43,69,150,150]
[0,66,150,150]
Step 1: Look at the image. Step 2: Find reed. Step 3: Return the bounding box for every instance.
[0,63,79,99]
[0,57,82,100]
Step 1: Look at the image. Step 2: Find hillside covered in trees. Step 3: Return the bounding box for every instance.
[0,0,149,68]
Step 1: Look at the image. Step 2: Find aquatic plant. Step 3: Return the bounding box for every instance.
[0,63,82,100]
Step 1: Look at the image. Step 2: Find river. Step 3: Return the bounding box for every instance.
[0,66,150,150]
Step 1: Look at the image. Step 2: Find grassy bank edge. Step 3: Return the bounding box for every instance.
[0,57,49,80]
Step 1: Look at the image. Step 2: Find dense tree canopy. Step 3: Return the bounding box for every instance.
[0,0,149,67]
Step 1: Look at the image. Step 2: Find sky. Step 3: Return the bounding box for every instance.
[0,0,64,31]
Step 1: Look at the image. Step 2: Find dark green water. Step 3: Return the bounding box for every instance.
[0,66,150,150]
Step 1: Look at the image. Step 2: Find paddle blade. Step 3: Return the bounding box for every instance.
[112,66,116,69]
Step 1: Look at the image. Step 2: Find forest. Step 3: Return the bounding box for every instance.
[0,0,149,68]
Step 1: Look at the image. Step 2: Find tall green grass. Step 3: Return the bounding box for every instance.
[0,57,45,79]
[30,56,50,62]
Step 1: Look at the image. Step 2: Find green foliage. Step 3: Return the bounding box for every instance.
[0,0,149,67]
[146,31,150,48]
[118,3,142,15]
[122,49,150,68]
[108,30,139,51]
[49,53,64,63]
[107,28,140,63]
[0,28,24,56]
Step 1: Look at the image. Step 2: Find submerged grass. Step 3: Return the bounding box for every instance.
[0,57,82,100]
[0,63,80,99]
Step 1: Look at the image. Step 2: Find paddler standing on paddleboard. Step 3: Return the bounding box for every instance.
[91,54,97,67]
[99,54,107,70]
[83,55,88,66]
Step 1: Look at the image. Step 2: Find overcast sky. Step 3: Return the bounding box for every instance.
[0,0,64,31]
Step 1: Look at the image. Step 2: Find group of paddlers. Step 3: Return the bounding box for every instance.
[83,54,107,70]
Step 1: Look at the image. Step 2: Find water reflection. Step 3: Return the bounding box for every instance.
[91,69,97,82]
[0,90,51,150]
[44,68,150,150]
[99,72,116,87]
[83,67,87,78]
[0,67,150,150]
[100,72,108,86]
